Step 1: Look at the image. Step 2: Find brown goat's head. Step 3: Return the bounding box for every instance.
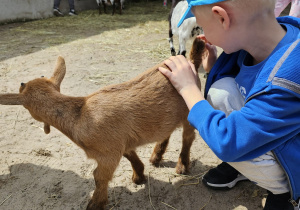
[0,56,66,134]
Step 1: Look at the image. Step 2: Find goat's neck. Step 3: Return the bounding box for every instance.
[29,92,85,139]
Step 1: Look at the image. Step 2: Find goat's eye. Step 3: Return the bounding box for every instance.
[41,76,44,78]
[21,82,25,86]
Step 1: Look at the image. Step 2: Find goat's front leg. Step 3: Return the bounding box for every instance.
[102,0,107,14]
[149,137,170,166]
[176,120,195,174]
[178,35,187,57]
[98,3,102,14]
[124,150,146,184]
[119,0,122,15]
[87,158,120,210]
[112,2,116,15]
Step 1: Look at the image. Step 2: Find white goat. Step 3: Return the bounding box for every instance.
[169,0,203,56]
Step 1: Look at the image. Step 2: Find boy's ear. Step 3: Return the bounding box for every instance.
[212,6,230,30]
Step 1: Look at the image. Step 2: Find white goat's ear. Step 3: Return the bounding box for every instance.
[50,56,66,87]
[0,93,23,105]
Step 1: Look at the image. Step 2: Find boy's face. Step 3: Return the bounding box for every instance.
[192,6,223,47]
[191,5,241,54]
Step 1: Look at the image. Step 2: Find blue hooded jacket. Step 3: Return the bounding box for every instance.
[188,16,300,201]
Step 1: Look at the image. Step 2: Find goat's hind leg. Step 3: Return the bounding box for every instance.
[87,157,121,210]
[124,150,146,184]
[169,31,176,56]
[149,137,170,166]
[176,120,195,174]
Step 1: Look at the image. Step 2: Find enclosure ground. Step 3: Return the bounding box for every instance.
[0,1,285,209]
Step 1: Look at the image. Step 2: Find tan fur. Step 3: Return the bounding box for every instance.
[0,38,206,210]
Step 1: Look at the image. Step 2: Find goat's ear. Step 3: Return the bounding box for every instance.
[50,56,66,87]
[0,94,23,105]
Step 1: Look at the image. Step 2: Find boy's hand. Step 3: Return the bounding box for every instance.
[198,35,218,73]
[159,55,204,110]
[159,55,200,96]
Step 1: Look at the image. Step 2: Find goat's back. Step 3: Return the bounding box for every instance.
[79,63,188,151]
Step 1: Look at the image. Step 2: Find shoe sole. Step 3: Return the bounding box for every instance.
[202,174,249,190]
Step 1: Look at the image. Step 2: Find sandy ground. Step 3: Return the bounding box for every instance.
[0,1,290,210]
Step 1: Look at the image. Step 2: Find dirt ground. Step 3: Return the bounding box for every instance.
[0,1,290,210]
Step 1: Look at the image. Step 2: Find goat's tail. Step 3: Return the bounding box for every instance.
[189,37,206,71]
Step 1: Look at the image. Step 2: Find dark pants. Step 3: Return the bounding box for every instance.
[264,191,299,210]
[54,0,75,10]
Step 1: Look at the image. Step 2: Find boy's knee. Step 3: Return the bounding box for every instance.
[207,77,244,116]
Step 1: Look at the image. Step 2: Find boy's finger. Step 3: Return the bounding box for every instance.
[168,55,189,69]
[158,67,172,78]
[164,59,177,72]
[196,34,212,45]
[197,34,205,40]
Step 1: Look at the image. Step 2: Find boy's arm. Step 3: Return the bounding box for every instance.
[188,91,300,162]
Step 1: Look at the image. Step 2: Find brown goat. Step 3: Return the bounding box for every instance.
[0,38,205,210]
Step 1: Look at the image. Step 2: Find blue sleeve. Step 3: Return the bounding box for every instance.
[188,91,300,162]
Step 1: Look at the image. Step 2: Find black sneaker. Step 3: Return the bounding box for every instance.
[263,191,296,210]
[202,162,248,189]
[69,9,78,16]
[53,8,64,17]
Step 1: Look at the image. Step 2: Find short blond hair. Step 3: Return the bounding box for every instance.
[220,0,276,15]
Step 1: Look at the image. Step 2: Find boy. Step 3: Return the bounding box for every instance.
[159,0,300,209]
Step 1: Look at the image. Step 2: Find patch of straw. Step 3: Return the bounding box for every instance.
[148,172,157,210]
[109,199,121,210]
[0,194,12,206]
[199,194,212,210]
[161,201,177,209]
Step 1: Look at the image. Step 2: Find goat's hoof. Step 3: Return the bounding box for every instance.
[149,156,161,167]
[86,200,106,210]
[132,174,146,185]
[175,164,189,175]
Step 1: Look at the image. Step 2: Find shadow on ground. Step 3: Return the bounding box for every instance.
[0,160,265,210]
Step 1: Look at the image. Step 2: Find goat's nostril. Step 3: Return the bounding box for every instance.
[21,82,25,86]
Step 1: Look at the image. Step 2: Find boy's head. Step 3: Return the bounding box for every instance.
[177,0,226,27]
[179,0,277,54]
